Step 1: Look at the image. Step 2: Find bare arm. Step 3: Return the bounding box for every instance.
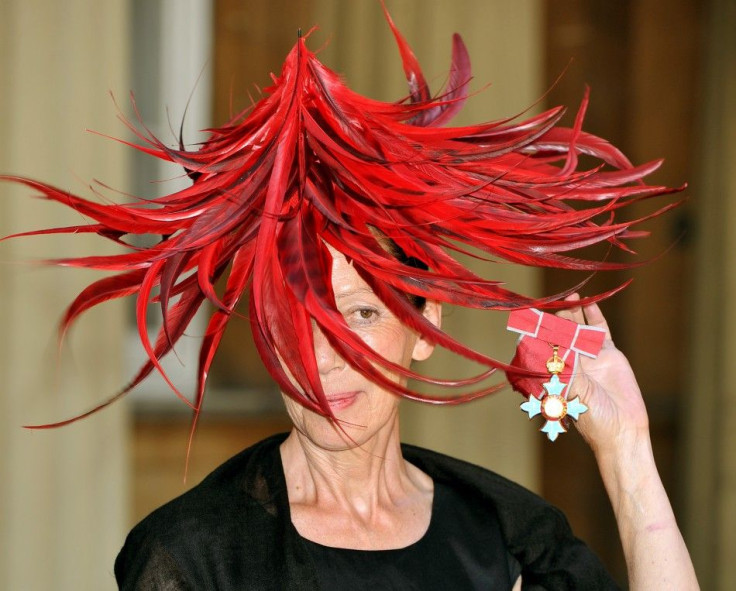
[560,296,699,590]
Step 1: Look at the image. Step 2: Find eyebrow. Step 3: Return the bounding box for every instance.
[334,287,375,300]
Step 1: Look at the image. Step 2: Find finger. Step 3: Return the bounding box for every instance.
[582,301,612,339]
[557,292,585,325]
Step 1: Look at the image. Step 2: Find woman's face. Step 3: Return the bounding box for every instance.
[281,248,440,451]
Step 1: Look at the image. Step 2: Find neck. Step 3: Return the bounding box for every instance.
[280,420,434,549]
[280,421,418,512]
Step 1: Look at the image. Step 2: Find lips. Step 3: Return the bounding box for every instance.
[325,391,360,410]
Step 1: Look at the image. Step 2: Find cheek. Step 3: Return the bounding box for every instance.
[358,328,417,392]
[282,393,308,427]
[358,324,418,368]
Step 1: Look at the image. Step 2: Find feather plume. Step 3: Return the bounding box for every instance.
[1,11,681,424]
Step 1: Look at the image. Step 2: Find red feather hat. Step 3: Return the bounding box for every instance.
[1,9,680,427]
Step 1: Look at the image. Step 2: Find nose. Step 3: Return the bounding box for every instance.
[313,321,344,374]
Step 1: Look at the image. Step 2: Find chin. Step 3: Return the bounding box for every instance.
[285,391,400,452]
[296,420,369,452]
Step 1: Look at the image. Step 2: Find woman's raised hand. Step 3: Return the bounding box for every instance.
[557,294,649,455]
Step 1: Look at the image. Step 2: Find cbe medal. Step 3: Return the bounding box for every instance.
[506,309,606,442]
[519,345,589,441]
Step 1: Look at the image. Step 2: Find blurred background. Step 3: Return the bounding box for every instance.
[0,0,733,588]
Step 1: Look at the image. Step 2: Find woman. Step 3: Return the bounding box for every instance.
[113,250,696,589]
[3,9,697,590]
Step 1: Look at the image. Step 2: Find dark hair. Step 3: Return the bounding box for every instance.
[384,238,428,310]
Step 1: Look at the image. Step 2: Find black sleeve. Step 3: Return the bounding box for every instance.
[115,532,194,591]
[514,503,620,590]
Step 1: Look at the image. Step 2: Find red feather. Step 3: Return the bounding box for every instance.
[2,9,682,425]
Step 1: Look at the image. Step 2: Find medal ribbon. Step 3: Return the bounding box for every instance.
[506,308,605,400]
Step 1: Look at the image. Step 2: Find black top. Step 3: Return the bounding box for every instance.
[301,481,519,590]
[115,433,618,590]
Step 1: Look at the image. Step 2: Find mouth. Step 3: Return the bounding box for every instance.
[325,391,360,410]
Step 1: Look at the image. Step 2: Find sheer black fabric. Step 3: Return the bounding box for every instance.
[115,433,618,590]
[301,481,519,590]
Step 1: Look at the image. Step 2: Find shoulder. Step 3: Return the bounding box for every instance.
[401,442,548,511]
[128,431,289,536]
[115,432,291,588]
[401,443,619,590]
[400,443,568,545]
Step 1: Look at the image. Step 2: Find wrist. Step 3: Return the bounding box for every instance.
[593,428,698,589]
[594,427,653,466]
[594,429,659,512]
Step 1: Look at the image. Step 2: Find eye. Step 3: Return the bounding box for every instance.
[358,308,376,320]
[346,306,379,326]
[340,302,383,328]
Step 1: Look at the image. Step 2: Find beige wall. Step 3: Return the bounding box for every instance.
[0,2,129,590]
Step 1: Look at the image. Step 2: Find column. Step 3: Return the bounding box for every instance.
[0,1,130,589]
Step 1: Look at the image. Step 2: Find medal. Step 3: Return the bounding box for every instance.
[507,308,605,441]
[519,345,589,441]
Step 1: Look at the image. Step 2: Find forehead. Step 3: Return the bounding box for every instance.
[327,245,375,299]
